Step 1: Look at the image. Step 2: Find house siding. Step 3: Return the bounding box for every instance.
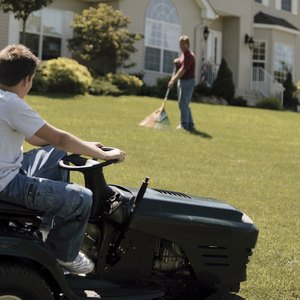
[253,1,300,82]
[49,0,89,12]
[222,17,241,90]
[209,0,253,17]
[0,0,89,51]
[208,0,300,99]
[254,2,299,26]
[0,0,212,86]
[115,0,146,79]
[209,0,254,94]
[0,13,10,50]
[117,0,205,85]
[2,0,300,96]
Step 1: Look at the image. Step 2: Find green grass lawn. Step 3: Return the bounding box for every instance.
[26,94,300,300]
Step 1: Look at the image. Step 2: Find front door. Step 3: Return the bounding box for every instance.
[206,30,222,66]
[202,30,222,85]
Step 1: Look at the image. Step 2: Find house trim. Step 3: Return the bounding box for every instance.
[254,23,300,35]
[195,0,218,20]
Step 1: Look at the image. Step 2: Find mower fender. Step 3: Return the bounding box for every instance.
[0,234,73,297]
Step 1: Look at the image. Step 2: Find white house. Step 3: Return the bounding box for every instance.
[1,0,299,103]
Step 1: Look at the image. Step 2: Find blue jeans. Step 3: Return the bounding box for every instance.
[178,78,195,129]
[0,146,92,262]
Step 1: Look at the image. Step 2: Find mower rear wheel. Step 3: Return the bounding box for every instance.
[204,291,243,300]
[0,262,54,300]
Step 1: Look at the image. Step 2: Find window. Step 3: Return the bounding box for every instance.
[20,8,73,60]
[145,0,180,73]
[275,0,297,14]
[281,0,292,11]
[273,43,294,82]
[252,41,266,81]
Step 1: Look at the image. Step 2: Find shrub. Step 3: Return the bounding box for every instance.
[138,74,177,99]
[138,83,159,97]
[256,97,282,110]
[32,58,93,94]
[211,58,235,102]
[193,82,212,101]
[283,72,297,111]
[68,3,142,75]
[31,62,48,93]
[229,96,248,107]
[89,77,121,96]
[155,75,177,100]
[105,72,143,95]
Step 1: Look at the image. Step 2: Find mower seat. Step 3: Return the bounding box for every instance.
[0,198,44,227]
[0,199,43,216]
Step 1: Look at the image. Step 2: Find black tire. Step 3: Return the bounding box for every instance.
[0,262,54,300]
[204,292,244,300]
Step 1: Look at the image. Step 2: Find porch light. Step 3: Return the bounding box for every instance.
[245,34,255,50]
[203,26,210,41]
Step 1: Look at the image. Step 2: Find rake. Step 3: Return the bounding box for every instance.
[138,88,172,129]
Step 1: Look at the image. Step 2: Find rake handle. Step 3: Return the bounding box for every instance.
[164,88,170,100]
[163,65,176,101]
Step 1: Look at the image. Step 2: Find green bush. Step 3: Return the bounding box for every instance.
[193,82,212,102]
[32,58,93,94]
[89,77,121,96]
[105,72,143,95]
[256,97,282,110]
[229,96,248,107]
[31,62,48,93]
[138,83,159,97]
[283,72,297,111]
[137,74,177,99]
[211,58,235,102]
[155,75,177,100]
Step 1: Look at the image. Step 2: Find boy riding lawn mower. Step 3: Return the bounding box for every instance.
[0,148,259,300]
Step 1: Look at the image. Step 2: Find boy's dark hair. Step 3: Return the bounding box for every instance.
[0,44,40,87]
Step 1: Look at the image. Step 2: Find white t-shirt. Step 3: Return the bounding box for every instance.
[0,89,45,191]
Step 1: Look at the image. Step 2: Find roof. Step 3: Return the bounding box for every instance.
[254,11,299,31]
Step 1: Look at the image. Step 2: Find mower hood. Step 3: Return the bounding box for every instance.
[135,188,250,226]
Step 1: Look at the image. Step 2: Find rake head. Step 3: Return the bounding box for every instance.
[138,101,171,129]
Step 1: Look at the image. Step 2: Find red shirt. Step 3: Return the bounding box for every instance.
[179,49,195,79]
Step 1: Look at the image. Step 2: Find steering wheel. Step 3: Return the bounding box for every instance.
[59,147,118,171]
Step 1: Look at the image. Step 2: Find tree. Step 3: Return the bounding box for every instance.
[0,0,54,44]
[211,58,235,103]
[283,72,298,111]
[68,3,143,75]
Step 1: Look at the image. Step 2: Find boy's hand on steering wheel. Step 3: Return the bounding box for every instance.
[106,148,126,163]
[99,146,125,163]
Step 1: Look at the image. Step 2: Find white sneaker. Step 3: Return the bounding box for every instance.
[57,251,94,274]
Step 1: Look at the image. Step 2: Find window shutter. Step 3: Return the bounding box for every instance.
[8,13,20,44]
[292,0,298,14]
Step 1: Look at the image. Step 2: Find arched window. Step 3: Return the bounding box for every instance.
[145,0,180,73]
